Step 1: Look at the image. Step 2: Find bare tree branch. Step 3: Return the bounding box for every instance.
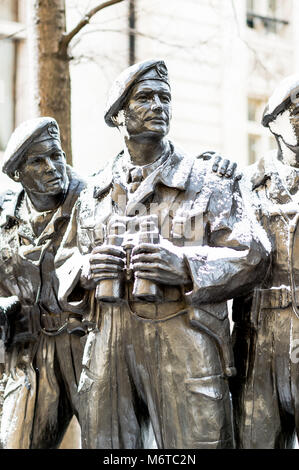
[69,26,216,55]
[59,0,126,57]
[230,0,275,80]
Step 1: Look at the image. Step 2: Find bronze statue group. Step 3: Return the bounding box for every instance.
[0,59,298,449]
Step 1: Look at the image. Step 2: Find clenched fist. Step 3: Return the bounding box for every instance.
[89,244,125,282]
[131,242,190,286]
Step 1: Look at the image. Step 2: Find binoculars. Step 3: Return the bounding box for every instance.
[95,215,162,303]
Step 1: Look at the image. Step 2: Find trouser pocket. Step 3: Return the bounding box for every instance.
[184,374,233,447]
[1,365,36,448]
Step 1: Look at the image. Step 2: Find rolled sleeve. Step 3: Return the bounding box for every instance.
[182,179,270,305]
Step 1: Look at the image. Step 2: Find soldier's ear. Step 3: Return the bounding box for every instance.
[12,170,20,182]
[112,116,119,127]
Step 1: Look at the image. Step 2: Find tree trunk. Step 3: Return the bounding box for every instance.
[28,0,78,447]
[30,0,72,164]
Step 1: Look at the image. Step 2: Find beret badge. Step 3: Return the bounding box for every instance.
[48,124,59,139]
[156,63,168,79]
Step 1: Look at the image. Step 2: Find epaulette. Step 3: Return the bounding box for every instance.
[196,151,217,160]
[0,189,15,211]
[0,189,19,228]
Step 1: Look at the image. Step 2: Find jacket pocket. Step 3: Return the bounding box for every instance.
[184,374,231,443]
[185,374,224,400]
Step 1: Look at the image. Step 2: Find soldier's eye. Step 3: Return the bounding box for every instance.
[137,95,147,102]
[52,153,61,160]
[161,95,170,103]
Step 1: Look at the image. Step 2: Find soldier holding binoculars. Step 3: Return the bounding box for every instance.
[57,59,269,449]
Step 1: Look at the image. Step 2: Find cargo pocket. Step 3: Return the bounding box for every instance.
[1,366,36,449]
[184,374,231,445]
[185,374,224,400]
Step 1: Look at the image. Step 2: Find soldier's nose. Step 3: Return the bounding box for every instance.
[151,95,162,111]
[44,157,56,172]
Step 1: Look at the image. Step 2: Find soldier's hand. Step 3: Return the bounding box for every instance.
[89,245,125,282]
[131,243,190,286]
[197,151,242,180]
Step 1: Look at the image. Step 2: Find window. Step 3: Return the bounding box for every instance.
[0,40,15,151]
[247,0,255,13]
[0,0,17,21]
[248,98,265,123]
[266,0,278,33]
[268,0,277,17]
[246,0,289,34]
[247,96,276,164]
[269,135,277,151]
[0,0,18,151]
[248,134,261,164]
[246,0,255,28]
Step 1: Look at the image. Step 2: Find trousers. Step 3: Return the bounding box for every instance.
[232,305,299,448]
[79,302,234,449]
[0,331,83,449]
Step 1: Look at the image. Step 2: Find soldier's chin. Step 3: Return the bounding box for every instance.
[147,121,168,130]
[41,180,65,194]
[136,126,169,139]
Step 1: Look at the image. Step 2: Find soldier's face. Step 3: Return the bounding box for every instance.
[269,104,299,147]
[18,140,68,194]
[123,79,172,139]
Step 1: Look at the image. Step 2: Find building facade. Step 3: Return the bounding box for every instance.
[0,0,298,187]
[0,0,298,449]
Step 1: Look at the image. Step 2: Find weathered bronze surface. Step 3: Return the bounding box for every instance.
[56,59,269,449]
[5,59,298,450]
[230,75,299,448]
[0,117,86,448]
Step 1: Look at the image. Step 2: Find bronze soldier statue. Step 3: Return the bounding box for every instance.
[0,117,86,448]
[230,75,299,448]
[57,59,269,449]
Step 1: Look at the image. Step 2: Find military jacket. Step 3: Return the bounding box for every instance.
[56,143,269,374]
[0,167,85,344]
[242,152,299,288]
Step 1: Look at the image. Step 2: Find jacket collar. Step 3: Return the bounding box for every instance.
[0,190,23,228]
[250,151,278,190]
[249,151,299,207]
[0,166,85,230]
[93,141,194,200]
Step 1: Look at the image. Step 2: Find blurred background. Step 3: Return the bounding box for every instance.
[0,0,298,191]
[0,0,298,448]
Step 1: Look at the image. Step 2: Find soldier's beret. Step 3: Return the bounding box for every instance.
[2,117,60,177]
[262,74,299,127]
[104,58,170,127]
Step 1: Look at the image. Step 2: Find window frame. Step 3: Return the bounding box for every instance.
[246,0,289,32]
[0,1,25,153]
